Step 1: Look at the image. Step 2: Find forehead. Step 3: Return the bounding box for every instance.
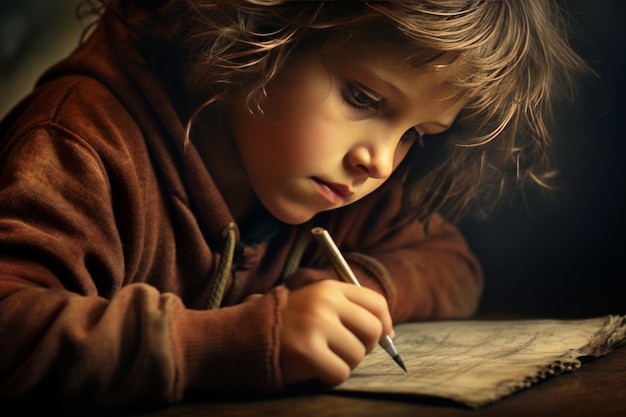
[320,36,468,102]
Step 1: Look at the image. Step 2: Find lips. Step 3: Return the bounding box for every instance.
[313,177,353,201]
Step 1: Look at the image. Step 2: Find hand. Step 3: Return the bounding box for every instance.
[241,293,263,303]
[279,279,393,386]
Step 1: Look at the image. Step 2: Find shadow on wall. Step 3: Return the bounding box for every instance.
[0,1,624,318]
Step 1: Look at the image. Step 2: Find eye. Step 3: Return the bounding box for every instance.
[400,128,423,145]
[344,82,381,111]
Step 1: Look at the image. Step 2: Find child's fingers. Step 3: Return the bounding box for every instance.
[326,316,369,369]
[279,280,393,386]
[279,315,356,385]
[309,333,361,385]
[338,283,394,339]
[333,298,383,354]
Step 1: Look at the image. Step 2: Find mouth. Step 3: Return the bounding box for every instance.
[312,177,353,202]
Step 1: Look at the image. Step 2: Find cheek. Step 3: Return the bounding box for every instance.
[264,105,347,166]
[236,70,350,171]
[262,126,337,179]
[237,115,328,175]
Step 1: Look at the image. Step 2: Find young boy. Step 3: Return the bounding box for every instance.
[0,0,586,413]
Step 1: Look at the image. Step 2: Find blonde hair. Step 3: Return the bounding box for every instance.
[92,0,589,222]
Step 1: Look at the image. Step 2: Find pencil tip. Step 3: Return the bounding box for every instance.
[393,355,407,372]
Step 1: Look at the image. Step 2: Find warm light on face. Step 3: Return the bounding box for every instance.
[227,39,468,225]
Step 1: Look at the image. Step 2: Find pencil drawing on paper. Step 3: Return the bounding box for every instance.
[335,315,626,408]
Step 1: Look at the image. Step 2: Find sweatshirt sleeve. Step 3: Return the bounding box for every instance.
[0,108,285,412]
[311,175,484,323]
[345,213,483,322]
[0,272,287,411]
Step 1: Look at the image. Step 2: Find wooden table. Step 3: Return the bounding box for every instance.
[128,344,626,417]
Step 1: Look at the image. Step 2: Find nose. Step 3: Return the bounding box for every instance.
[346,140,395,180]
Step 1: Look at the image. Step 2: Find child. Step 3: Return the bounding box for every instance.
[0,0,586,413]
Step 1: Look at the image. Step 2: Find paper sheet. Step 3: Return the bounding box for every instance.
[335,315,626,408]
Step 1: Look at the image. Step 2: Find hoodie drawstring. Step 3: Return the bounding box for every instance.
[207,222,237,309]
[279,222,312,282]
[207,221,313,309]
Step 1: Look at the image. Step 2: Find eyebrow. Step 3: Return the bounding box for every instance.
[368,70,407,100]
[367,68,457,131]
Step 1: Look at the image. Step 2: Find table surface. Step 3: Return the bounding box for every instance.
[126,343,626,417]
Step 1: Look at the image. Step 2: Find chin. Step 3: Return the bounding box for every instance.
[275,211,316,226]
[265,203,318,225]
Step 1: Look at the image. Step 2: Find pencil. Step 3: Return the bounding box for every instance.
[310,227,407,373]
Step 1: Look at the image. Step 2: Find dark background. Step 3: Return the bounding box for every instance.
[1,1,624,319]
[461,0,626,318]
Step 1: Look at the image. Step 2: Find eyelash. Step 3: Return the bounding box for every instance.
[344,82,381,111]
[401,128,422,144]
[344,81,422,144]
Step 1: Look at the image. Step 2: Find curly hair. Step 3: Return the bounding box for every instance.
[83,0,588,222]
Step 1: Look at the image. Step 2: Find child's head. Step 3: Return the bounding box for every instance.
[130,0,587,222]
[226,36,469,224]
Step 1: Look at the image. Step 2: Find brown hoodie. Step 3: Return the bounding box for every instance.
[0,2,482,413]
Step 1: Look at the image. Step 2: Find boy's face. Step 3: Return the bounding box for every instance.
[227,40,468,225]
